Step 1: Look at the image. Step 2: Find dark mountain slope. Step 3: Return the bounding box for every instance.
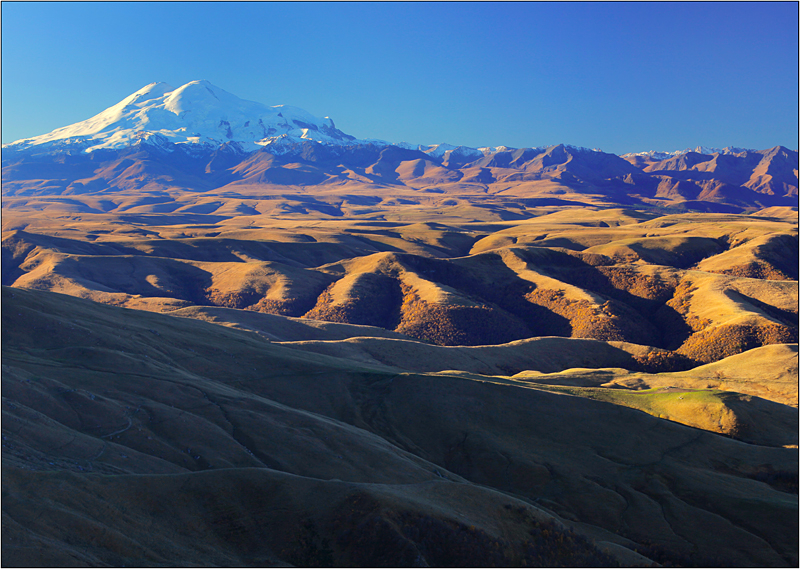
[4,141,797,211]
[2,286,797,566]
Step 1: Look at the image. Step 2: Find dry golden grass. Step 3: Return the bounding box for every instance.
[696,232,798,279]
[508,347,797,447]
[601,344,799,408]
[522,384,794,447]
[753,206,799,220]
[4,205,796,365]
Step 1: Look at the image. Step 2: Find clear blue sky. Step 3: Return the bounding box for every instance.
[2,2,798,154]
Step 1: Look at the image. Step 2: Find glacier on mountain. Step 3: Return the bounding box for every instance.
[3,80,356,154]
[1,80,769,162]
[623,146,755,160]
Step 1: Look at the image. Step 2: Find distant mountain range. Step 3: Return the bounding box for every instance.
[2,81,797,212]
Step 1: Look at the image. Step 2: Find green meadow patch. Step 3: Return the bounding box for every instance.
[528,384,744,438]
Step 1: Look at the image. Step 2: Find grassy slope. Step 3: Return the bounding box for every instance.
[519,384,796,447]
[4,214,796,358]
[2,286,798,567]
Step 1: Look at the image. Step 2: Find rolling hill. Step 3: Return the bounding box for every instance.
[3,287,797,567]
[2,80,798,567]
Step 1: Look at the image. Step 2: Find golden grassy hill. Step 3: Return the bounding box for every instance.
[604,343,799,407]
[3,207,796,368]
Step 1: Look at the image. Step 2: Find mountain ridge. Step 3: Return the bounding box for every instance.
[4,81,796,210]
[4,140,795,214]
[3,80,794,163]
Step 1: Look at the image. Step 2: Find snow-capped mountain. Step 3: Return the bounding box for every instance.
[0,80,628,161]
[4,80,772,166]
[3,80,515,160]
[623,146,755,160]
[3,80,357,154]
[2,81,796,209]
